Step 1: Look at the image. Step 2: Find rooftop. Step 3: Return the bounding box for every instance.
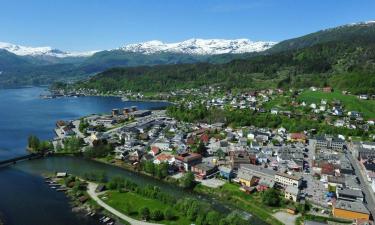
[276,172,302,181]
[335,200,369,214]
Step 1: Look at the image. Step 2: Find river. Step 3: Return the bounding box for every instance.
[0,87,267,225]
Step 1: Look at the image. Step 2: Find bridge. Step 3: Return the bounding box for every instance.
[0,153,43,167]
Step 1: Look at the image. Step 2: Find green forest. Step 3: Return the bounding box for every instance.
[74,38,375,94]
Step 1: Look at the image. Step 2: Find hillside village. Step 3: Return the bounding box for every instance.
[50,86,375,225]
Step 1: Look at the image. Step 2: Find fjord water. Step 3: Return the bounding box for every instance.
[0,87,169,225]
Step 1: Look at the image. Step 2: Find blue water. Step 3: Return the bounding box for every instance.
[0,87,169,225]
[0,87,169,160]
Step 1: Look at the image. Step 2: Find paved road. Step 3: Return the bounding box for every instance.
[346,150,375,218]
[87,182,161,225]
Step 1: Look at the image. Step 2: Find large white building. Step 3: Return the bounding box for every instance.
[275,172,302,188]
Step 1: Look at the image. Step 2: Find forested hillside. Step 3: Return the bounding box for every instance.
[74,36,375,94]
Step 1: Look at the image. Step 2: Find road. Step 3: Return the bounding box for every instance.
[87,182,161,225]
[346,150,375,218]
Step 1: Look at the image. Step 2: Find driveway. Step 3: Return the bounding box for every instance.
[87,182,161,225]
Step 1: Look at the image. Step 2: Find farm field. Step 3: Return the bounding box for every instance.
[298,90,375,119]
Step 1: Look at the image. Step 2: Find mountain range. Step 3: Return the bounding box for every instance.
[0,38,275,58]
[1,21,375,93]
[74,21,375,95]
[0,38,276,86]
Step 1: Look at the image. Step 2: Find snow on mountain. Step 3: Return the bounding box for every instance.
[0,42,97,58]
[0,38,276,58]
[119,38,277,55]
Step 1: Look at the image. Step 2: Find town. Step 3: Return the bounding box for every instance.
[45,85,375,225]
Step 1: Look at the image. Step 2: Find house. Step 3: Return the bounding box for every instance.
[149,146,160,156]
[336,188,364,202]
[237,168,259,187]
[256,152,268,164]
[275,172,302,188]
[56,172,67,178]
[219,166,234,180]
[288,133,307,143]
[56,120,67,128]
[62,126,75,136]
[271,108,279,115]
[229,150,254,169]
[323,87,333,93]
[151,141,171,151]
[359,95,369,100]
[257,177,275,191]
[191,163,218,179]
[284,185,300,202]
[128,150,144,162]
[153,153,175,165]
[175,153,202,171]
[333,200,370,220]
[200,133,210,144]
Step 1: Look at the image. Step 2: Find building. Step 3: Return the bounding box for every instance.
[175,153,202,171]
[284,185,300,202]
[130,110,151,118]
[288,133,307,143]
[237,168,258,187]
[191,163,218,179]
[153,153,175,165]
[257,177,275,191]
[149,146,160,156]
[219,166,234,180]
[240,164,276,179]
[112,108,120,116]
[316,136,329,149]
[229,150,254,169]
[336,188,364,202]
[275,172,302,188]
[314,136,345,151]
[331,138,345,152]
[333,200,370,220]
[323,87,333,93]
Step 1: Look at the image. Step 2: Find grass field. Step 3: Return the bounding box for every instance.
[194,183,284,225]
[298,90,375,119]
[102,191,190,225]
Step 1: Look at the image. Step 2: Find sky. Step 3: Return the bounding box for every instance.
[0,0,374,51]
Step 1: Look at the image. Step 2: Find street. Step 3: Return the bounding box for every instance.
[346,148,375,218]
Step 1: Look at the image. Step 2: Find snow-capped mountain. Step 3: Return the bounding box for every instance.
[0,38,276,58]
[0,42,97,58]
[119,39,277,55]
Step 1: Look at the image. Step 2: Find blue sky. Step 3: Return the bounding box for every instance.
[0,0,374,51]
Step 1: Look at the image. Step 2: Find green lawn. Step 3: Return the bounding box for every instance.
[194,183,284,225]
[298,90,375,118]
[263,95,293,110]
[102,191,190,225]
